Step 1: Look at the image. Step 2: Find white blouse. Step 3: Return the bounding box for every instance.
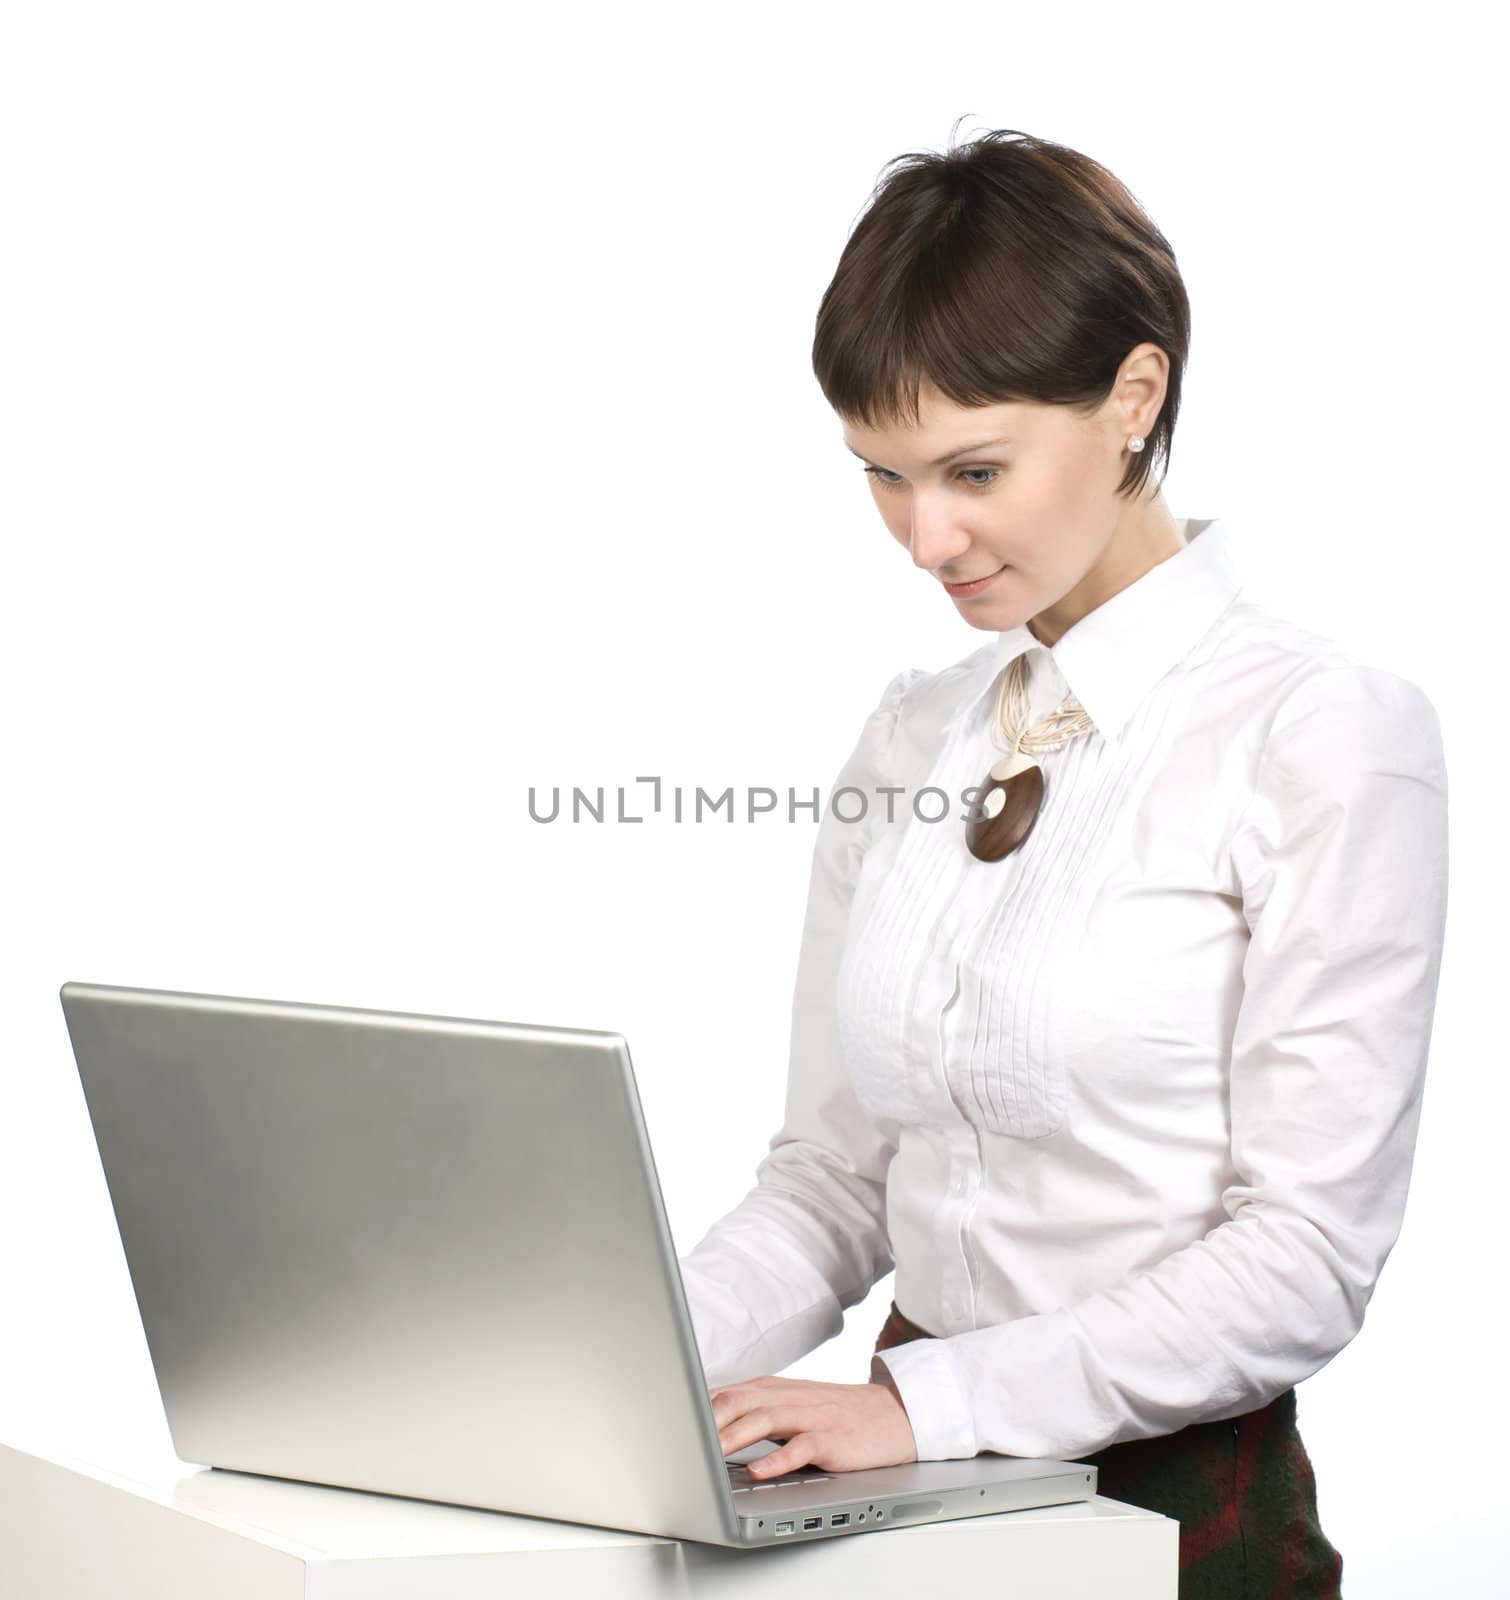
[678,516,1450,1463]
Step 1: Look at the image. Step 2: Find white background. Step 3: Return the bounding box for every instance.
[1,2,1502,1592]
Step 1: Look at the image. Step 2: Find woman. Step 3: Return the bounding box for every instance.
[677,126,1448,1597]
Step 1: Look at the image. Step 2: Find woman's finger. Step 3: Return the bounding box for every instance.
[717,1405,803,1456]
[710,1379,806,1433]
[749,1430,824,1477]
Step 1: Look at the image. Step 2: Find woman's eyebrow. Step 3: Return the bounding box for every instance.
[843,435,1013,468]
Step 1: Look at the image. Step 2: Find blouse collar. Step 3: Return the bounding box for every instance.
[958,517,1245,755]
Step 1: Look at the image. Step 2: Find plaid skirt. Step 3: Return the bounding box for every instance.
[874,1301,1343,1598]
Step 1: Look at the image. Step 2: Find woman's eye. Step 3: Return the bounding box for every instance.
[862,466,1000,490]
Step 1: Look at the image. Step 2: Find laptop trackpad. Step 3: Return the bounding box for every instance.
[724,1439,785,1466]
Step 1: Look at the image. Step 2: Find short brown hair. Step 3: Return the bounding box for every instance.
[811,122,1191,501]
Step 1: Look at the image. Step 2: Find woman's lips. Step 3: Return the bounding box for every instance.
[942,565,1006,597]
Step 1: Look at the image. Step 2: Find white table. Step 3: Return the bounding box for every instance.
[0,1435,1177,1598]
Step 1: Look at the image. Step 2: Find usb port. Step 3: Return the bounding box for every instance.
[830,1513,850,1526]
[803,1516,822,1530]
[775,1521,794,1536]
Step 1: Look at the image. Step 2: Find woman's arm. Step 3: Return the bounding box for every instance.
[678,666,922,1389]
[875,663,1451,1461]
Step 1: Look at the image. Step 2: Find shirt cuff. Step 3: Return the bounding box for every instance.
[873,1338,979,1461]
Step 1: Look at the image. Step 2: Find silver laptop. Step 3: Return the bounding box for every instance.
[58,980,1097,1548]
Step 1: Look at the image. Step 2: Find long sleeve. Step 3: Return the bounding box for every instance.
[875,663,1451,1460]
[678,667,921,1388]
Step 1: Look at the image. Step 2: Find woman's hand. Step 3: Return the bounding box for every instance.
[710,1364,918,1477]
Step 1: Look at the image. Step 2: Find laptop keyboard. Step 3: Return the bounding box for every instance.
[726,1461,834,1493]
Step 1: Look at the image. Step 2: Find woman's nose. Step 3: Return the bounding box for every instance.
[907,511,972,573]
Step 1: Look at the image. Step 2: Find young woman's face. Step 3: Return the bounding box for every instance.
[840,375,1152,641]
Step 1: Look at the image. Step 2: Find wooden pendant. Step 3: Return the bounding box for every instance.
[965,749,1044,862]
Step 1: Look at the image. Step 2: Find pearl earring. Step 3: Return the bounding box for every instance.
[1127,435,1145,453]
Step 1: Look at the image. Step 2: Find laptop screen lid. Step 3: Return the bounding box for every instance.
[59,980,741,1546]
